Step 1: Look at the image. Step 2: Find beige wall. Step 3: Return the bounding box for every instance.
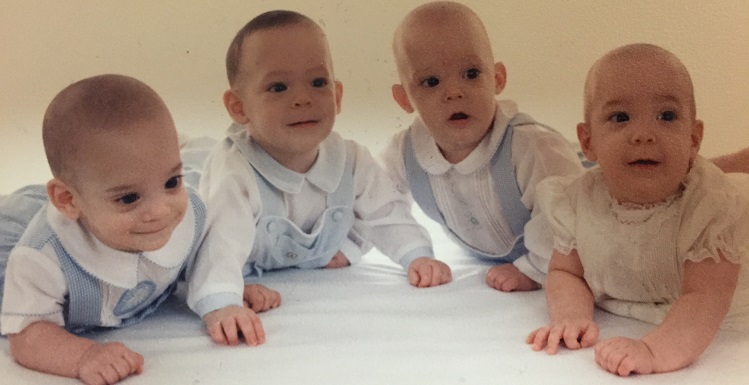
[2,0,747,193]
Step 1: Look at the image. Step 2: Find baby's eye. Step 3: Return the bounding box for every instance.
[657,110,677,122]
[420,77,440,88]
[165,175,183,190]
[117,193,140,205]
[268,83,287,92]
[311,78,328,88]
[608,112,630,123]
[464,68,481,79]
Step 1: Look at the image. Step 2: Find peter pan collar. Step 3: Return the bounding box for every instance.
[48,197,196,289]
[411,99,518,176]
[226,123,346,194]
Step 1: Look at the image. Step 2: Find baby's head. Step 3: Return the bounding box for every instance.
[578,43,703,205]
[43,74,187,252]
[223,10,343,172]
[391,1,506,163]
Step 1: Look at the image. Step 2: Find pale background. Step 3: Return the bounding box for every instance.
[1,0,747,194]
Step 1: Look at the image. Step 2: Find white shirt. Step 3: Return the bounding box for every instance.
[381,100,584,284]
[537,156,749,330]
[1,197,200,335]
[188,125,434,317]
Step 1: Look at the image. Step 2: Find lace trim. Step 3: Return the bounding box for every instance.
[552,236,576,256]
[609,187,682,225]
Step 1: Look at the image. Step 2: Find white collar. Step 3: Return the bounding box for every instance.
[226,123,346,194]
[410,99,518,175]
[48,197,196,289]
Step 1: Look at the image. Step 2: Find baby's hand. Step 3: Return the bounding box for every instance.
[408,257,452,288]
[203,305,266,346]
[77,342,143,385]
[595,337,655,376]
[243,284,281,313]
[324,251,351,269]
[485,264,541,292]
[526,319,599,354]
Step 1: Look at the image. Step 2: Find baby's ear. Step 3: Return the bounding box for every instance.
[334,80,344,114]
[576,122,597,162]
[223,89,250,125]
[690,119,704,159]
[493,62,507,94]
[391,84,414,113]
[47,178,81,220]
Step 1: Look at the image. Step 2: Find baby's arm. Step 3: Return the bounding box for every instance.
[189,151,272,346]
[711,147,749,173]
[353,142,451,287]
[527,249,598,354]
[595,252,739,376]
[9,321,143,385]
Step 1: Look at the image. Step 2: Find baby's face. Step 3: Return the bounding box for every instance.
[581,54,702,205]
[70,112,188,252]
[231,22,341,167]
[394,18,501,162]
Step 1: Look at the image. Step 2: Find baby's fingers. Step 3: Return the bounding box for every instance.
[123,350,144,375]
[237,312,266,346]
[527,327,552,351]
[580,323,599,348]
[408,264,430,287]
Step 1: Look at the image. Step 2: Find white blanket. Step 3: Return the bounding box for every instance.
[2,218,747,384]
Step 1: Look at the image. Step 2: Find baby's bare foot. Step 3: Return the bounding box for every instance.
[486,264,540,292]
[325,251,350,269]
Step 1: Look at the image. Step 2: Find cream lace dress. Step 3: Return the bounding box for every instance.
[536,156,749,330]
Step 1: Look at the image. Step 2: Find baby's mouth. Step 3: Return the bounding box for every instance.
[629,159,660,166]
[289,120,317,127]
[448,112,469,121]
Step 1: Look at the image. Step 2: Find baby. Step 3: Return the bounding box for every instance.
[527,43,749,376]
[0,74,207,384]
[382,1,585,291]
[188,10,452,346]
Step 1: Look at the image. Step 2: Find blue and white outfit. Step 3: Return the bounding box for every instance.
[189,124,434,317]
[381,100,584,284]
[0,188,206,335]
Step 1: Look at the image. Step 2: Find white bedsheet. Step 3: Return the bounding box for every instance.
[2,218,748,385]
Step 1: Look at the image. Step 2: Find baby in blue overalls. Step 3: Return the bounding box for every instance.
[0,74,208,385]
[188,10,453,347]
[382,2,586,293]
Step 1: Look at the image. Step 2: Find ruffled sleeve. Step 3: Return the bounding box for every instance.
[535,173,585,256]
[678,157,749,265]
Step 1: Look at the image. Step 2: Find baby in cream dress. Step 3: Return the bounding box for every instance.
[527,43,749,376]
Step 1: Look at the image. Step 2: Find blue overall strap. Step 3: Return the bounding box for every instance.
[326,142,355,208]
[403,129,445,226]
[186,188,207,253]
[54,239,103,330]
[492,113,533,236]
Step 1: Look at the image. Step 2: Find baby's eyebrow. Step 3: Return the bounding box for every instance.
[653,94,682,105]
[170,163,183,175]
[601,99,626,110]
[106,184,137,195]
